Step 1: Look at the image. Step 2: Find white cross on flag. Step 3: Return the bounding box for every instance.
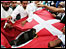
[12,9,65,48]
[1,9,65,48]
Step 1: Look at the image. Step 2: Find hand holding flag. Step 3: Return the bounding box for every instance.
[61,26,65,35]
[7,16,12,21]
[6,24,13,29]
[21,20,27,26]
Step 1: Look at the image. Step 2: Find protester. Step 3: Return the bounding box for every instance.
[1,1,13,18]
[1,1,65,48]
[5,1,28,28]
[10,1,21,20]
[10,1,17,10]
[21,1,41,26]
[8,1,28,22]
[52,2,64,20]
[37,3,65,12]
[37,2,65,48]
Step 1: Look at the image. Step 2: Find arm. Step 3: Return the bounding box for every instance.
[26,4,34,22]
[48,39,62,48]
[44,5,65,13]
[11,5,20,20]
[37,4,65,13]
[21,4,35,26]
[7,6,20,21]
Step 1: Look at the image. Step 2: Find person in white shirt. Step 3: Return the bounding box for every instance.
[7,1,41,27]
[6,1,29,28]
[10,1,28,22]
[1,1,13,18]
[26,1,39,21]
[21,1,41,26]
[10,1,21,20]
[7,1,40,24]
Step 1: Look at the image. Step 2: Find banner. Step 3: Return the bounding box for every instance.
[1,9,65,48]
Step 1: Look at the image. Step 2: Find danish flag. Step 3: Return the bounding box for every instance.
[1,9,65,48]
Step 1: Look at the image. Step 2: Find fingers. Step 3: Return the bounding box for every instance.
[21,22,24,26]
[37,3,44,7]
[6,24,13,29]
[61,27,65,32]
[36,3,40,6]
[52,14,56,17]
[21,22,25,27]
[7,16,12,21]
[62,27,65,34]
[36,3,41,7]
[21,20,27,27]
[48,39,62,48]
[37,3,41,5]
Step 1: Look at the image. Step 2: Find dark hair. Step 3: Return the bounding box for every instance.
[58,4,63,7]
[54,1,57,3]
[20,1,28,3]
[20,1,23,3]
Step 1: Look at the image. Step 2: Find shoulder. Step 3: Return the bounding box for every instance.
[8,7,13,11]
[9,7,12,10]
[13,5,22,9]
[16,5,21,8]
[27,3,34,7]
[14,5,22,11]
[1,4,3,10]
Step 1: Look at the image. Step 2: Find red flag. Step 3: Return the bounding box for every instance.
[1,17,28,42]
[1,9,65,48]
[1,33,11,48]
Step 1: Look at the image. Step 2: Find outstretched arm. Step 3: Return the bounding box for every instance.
[37,4,65,13]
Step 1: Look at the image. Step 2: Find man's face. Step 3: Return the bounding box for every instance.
[11,1,17,7]
[22,1,28,9]
[2,2,10,8]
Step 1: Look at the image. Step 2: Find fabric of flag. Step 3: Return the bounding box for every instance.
[1,9,65,48]
[1,17,28,42]
[1,33,11,48]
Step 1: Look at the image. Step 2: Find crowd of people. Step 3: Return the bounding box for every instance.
[1,1,65,48]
